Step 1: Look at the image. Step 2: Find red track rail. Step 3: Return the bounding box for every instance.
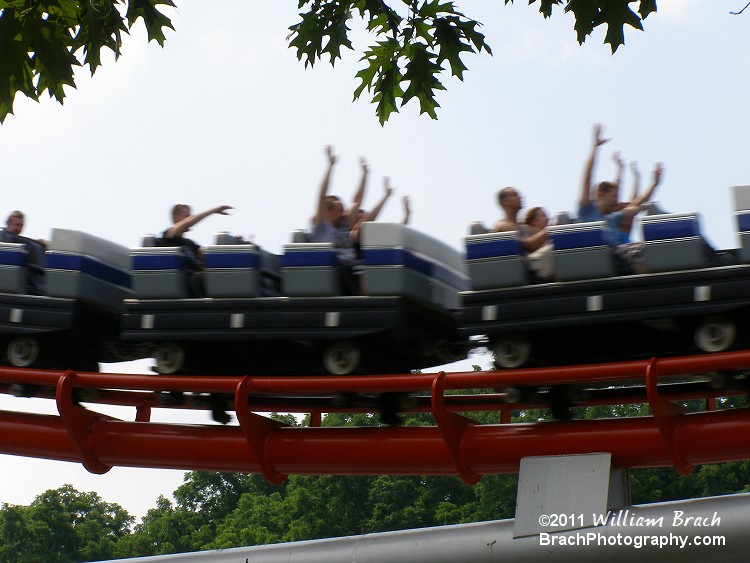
[0,351,749,484]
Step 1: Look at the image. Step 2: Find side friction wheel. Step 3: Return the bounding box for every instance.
[694,316,737,353]
[323,341,361,375]
[153,342,186,375]
[6,336,41,367]
[492,334,531,369]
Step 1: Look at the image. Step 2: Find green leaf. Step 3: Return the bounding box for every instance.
[432,18,472,79]
[638,0,657,20]
[509,0,563,19]
[125,0,175,46]
[564,0,598,44]
[410,17,434,45]
[27,17,80,102]
[320,2,355,65]
[419,0,456,20]
[354,0,402,33]
[289,2,357,67]
[353,38,403,124]
[594,0,643,53]
[366,12,396,34]
[565,0,654,50]
[353,39,398,99]
[288,16,327,68]
[76,0,128,73]
[537,0,565,19]
[402,42,444,119]
[0,7,37,122]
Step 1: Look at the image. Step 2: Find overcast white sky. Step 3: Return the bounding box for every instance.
[1,0,749,520]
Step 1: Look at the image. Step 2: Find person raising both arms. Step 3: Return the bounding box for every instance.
[310,145,369,294]
[577,123,663,273]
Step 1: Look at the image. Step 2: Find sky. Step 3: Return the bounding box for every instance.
[0,0,749,521]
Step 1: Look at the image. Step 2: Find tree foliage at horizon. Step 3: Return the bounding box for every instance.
[0,1,659,124]
[0,484,133,562]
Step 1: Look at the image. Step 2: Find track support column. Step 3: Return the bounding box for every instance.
[55,370,112,474]
[235,376,288,484]
[431,371,481,485]
[645,357,693,475]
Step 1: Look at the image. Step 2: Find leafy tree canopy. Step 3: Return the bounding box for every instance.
[0,0,658,124]
[289,0,656,123]
[0,484,133,562]
[0,0,175,123]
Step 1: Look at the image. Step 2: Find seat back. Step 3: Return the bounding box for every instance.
[361,222,468,309]
[642,212,705,272]
[0,242,29,294]
[204,244,259,297]
[281,241,340,296]
[548,221,615,281]
[464,231,526,290]
[468,222,489,235]
[131,245,189,299]
[733,185,750,263]
[553,211,573,226]
[46,228,132,310]
[291,230,311,243]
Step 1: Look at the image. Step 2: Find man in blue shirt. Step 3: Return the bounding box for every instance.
[578,124,663,272]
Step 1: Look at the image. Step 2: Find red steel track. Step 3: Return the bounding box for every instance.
[1,351,750,484]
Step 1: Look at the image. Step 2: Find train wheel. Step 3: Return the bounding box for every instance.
[6,336,40,367]
[323,341,361,375]
[694,316,736,353]
[492,334,531,369]
[153,342,186,375]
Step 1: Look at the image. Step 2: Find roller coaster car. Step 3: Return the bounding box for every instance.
[461,198,750,369]
[119,223,470,375]
[0,229,128,371]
